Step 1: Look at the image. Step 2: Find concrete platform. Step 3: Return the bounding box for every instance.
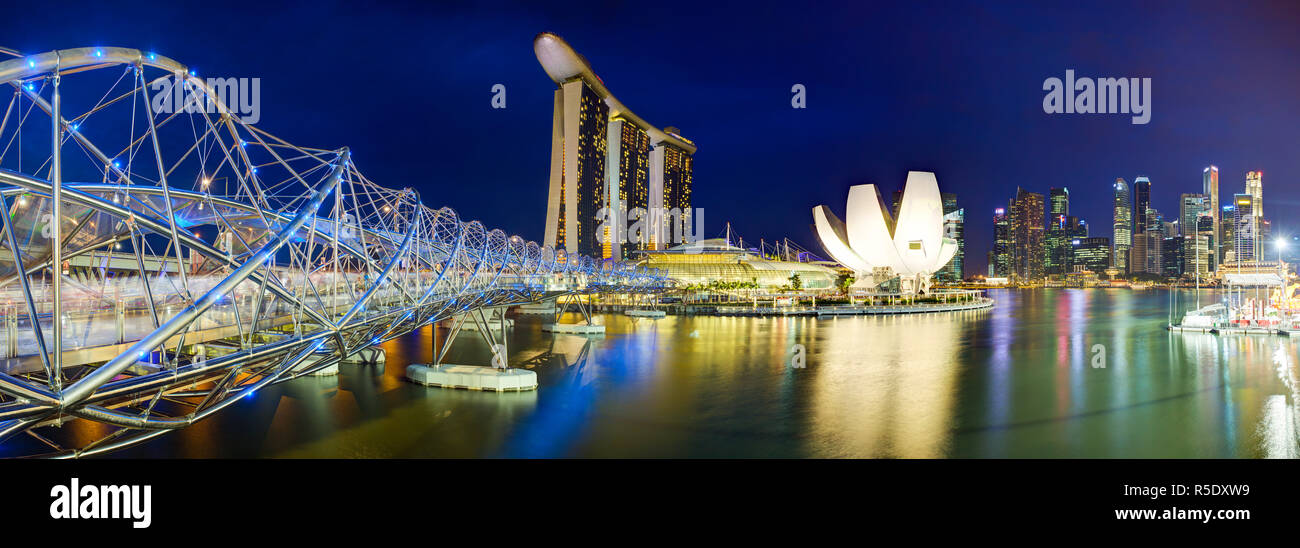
[624,309,666,318]
[542,322,606,334]
[515,302,556,315]
[405,364,537,391]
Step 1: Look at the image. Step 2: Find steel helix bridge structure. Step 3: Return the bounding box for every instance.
[0,46,668,458]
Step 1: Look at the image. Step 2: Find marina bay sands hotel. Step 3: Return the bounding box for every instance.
[534,32,697,260]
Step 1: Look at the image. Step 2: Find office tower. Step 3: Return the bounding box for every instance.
[1246,170,1263,258]
[1162,235,1183,278]
[1183,231,1211,278]
[1045,187,1070,275]
[1203,166,1219,266]
[605,118,652,260]
[1130,237,1147,276]
[1233,193,1255,262]
[987,250,995,277]
[536,32,698,258]
[1053,215,1086,273]
[1145,207,1163,232]
[992,208,1011,277]
[890,189,904,220]
[1010,188,1045,282]
[1071,237,1111,274]
[1221,203,1236,263]
[1195,213,1216,271]
[1134,232,1163,275]
[936,193,964,282]
[1049,187,1069,216]
[1133,176,1151,235]
[1112,178,1132,273]
[1260,218,1272,258]
[1133,208,1164,275]
[1246,170,1263,218]
[1179,194,1209,236]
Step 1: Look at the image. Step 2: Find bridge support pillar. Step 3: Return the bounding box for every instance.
[407,306,535,391]
[543,294,605,334]
[4,307,15,358]
[342,346,386,366]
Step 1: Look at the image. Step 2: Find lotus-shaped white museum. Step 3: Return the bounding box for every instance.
[812,171,957,294]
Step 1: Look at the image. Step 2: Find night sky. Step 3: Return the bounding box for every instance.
[6,1,1300,274]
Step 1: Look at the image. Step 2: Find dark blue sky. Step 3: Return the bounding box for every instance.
[7,0,1300,274]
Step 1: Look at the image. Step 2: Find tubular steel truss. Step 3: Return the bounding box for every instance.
[0,47,667,458]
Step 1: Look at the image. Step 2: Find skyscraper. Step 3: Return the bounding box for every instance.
[1246,170,1263,218]
[1010,188,1045,282]
[1202,166,1219,267]
[648,131,694,249]
[542,77,608,257]
[1179,194,1209,236]
[1183,224,1211,278]
[1162,235,1183,278]
[1045,187,1070,276]
[535,32,698,258]
[605,117,652,260]
[1112,178,1132,273]
[936,193,964,282]
[1072,237,1111,274]
[1246,170,1263,259]
[992,208,1011,277]
[1133,176,1151,235]
[1233,193,1255,262]
[1221,203,1237,263]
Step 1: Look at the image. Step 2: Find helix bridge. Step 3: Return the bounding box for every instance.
[0,47,668,458]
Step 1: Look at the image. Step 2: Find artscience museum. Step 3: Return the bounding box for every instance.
[812,171,958,294]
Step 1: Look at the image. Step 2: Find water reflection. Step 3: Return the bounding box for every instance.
[106,289,1298,458]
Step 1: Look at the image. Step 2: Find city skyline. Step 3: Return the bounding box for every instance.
[5,2,1298,278]
[990,166,1277,282]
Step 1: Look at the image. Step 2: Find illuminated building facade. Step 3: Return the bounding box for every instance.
[1045,187,1070,276]
[811,172,958,294]
[1163,235,1183,278]
[1221,203,1236,263]
[1233,193,1255,262]
[1202,166,1219,266]
[649,133,694,250]
[1112,178,1131,273]
[936,192,964,283]
[606,118,652,260]
[1071,236,1111,274]
[542,77,608,257]
[641,239,837,290]
[1010,188,1045,282]
[992,208,1011,277]
[1133,176,1151,235]
[1245,170,1263,258]
[535,32,698,258]
[1179,194,1208,236]
[1183,232,1211,277]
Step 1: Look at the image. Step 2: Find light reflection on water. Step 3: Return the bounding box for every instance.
[110,289,1299,458]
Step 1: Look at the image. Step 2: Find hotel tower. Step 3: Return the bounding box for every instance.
[534,33,697,260]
